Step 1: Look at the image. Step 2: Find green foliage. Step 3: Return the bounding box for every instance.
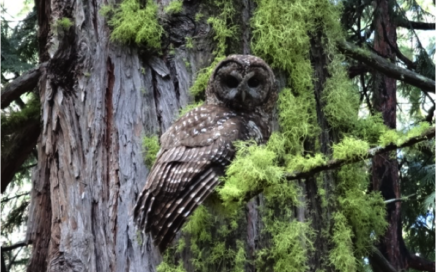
[105,0,163,48]
[286,153,326,173]
[1,6,38,83]
[164,0,183,14]
[142,135,160,168]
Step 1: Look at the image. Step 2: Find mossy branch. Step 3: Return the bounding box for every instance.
[240,127,434,202]
[337,41,435,93]
[1,62,46,109]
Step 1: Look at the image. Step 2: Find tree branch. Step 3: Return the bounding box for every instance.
[1,241,28,252]
[240,127,435,202]
[1,62,46,109]
[369,246,399,272]
[397,19,435,30]
[1,192,30,203]
[1,117,40,193]
[337,41,435,93]
[407,252,435,272]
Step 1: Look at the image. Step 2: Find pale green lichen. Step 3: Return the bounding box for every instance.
[106,0,163,48]
[332,137,370,160]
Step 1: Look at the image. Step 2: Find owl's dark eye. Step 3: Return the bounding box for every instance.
[248,77,260,88]
[224,76,239,88]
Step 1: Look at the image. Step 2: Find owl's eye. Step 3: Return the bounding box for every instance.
[248,77,260,88]
[224,76,239,88]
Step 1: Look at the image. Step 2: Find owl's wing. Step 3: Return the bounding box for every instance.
[134,105,247,251]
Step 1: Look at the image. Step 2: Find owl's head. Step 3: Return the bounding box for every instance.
[206,55,278,114]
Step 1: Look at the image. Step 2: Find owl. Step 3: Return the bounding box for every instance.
[134,55,278,252]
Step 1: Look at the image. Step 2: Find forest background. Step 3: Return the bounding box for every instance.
[1,0,435,271]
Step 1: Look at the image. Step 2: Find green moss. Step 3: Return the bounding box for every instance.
[322,56,360,129]
[157,256,186,272]
[329,212,356,271]
[190,56,225,97]
[278,89,317,155]
[185,37,194,49]
[217,140,284,204]
[56,17,73,30]
[270,221,314,272]
[142,135,160,168]
[378,129,402,147]
[353,114,387,145]
[331,165,388,270]
[332,137,370,160]
[190,1,237,98]
[164,0,183,14]
[195,12,204,22]
[286,153,326,173]
[106,0,163,48]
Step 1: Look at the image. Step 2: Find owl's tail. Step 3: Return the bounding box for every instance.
[133,188,156,233]
[134,167,222,252]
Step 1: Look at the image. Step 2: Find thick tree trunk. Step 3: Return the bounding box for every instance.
[24,0,379,271]
[26,0,266,271]
[370,0,404,270]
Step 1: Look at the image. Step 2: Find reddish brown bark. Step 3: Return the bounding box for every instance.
[371,0,403,270]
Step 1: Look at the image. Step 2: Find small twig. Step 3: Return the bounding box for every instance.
[1,192,30,203]
[384,193,416,204]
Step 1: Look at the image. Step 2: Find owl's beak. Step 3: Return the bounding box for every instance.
[238,71,256,102]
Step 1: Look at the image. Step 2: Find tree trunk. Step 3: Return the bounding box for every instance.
[370,0,404,270]
[25,0,385,271]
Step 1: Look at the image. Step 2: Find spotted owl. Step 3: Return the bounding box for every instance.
[134,55,278,252]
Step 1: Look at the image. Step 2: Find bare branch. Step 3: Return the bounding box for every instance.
[1,192,30,203]
[1,241,28,252]
[397,19,435,30]
[407,253,435,272]
[337,41,435,93]
[369,246,399,272]
[1,62,46,109]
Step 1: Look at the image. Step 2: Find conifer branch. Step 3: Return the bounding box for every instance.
[1,62,46,109]
[337,41,435,93]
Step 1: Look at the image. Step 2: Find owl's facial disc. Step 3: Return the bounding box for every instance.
[218,67,268,111]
